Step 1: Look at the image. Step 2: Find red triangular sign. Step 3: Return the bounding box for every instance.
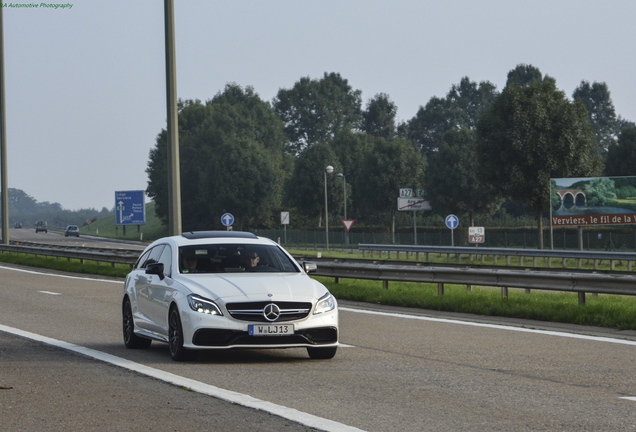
[342,219,355,232]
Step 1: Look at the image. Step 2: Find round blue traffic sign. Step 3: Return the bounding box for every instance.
[445,214,459,230]
[221,213,234,227]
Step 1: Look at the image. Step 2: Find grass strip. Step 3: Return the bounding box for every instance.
[316,276,636,331]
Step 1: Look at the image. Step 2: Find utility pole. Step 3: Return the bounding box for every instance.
[0,6,9,245]
[164,0,181,236]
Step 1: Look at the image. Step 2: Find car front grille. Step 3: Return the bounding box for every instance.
[226,301,312,323]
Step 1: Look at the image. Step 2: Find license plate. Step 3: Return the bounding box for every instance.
[248,324,294,336]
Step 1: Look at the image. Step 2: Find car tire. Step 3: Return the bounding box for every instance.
[122,298,152,349]
[307,346,337,360]
[169,307,193,361]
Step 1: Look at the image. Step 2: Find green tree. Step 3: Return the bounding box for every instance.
[283,143,342,226]
[146,85,288,231]
[273,72,362,154]
[505,64,554,87]
[355,138,426,237]
[362,93,397,140]
[401,77,498,156]
[604,127,636,176]
[583,178,616,206]
[425,128,503,225]
[572,81,619,159]
[477,78,602,248]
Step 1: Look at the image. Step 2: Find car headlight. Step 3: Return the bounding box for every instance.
[314,292,336,315]
[187,294,223,316]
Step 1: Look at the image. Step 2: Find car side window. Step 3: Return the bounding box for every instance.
[138,245,165,269]
[135,249,152,269]
[157,245,172,277]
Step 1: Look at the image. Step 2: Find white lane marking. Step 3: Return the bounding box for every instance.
[620,397,636,401]
[339,307,636,347]
[0,324,365,432]
[0,264,121,284]
[38,291,62,296]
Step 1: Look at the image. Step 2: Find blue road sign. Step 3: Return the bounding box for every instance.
[115,190,145,226]
[445,214,459,230]
[221,213,234,227]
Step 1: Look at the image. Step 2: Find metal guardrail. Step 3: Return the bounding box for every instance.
[358,244,636,271]
[313,260,636,305]
[0,244,139,267]
[2,242,634,305]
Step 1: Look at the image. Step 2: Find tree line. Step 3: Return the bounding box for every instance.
[2,188,110,229]
[146,64,636,248]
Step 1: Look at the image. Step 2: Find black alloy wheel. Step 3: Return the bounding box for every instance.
[122,298,151,349]
[169,307,193,361]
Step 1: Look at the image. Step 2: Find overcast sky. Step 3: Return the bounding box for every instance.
[3,0,635,211]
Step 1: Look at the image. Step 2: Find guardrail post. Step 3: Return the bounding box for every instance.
[501,287,508,299]
[466,284,472,292]
[438,283,444,296]
[382,280,389,290]
[578,292,586,305]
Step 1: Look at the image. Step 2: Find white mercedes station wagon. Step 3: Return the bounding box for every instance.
[122,231,339,361]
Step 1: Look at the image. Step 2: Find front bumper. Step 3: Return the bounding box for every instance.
[179,303,339,350]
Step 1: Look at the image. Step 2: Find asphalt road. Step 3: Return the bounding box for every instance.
[2,249,636,430]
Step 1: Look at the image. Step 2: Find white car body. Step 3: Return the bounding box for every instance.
[122,231,338,360]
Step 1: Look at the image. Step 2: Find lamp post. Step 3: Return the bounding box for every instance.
[324,165,334,250]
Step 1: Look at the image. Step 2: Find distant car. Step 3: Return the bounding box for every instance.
[64,225,80,237]
[35,221,48,233]
[122,231,339,361]
[14,222,22,229]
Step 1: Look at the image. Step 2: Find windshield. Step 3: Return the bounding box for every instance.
[179,243,300,274]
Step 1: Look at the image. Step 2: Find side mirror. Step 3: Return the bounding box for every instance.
[302,261,317,274]
[146,262,165,280]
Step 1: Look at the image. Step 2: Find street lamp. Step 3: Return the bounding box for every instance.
[324,165,334,250]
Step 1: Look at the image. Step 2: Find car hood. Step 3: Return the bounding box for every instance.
[175,273,328,303]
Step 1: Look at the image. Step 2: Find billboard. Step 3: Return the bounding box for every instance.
[550,177,636,227]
